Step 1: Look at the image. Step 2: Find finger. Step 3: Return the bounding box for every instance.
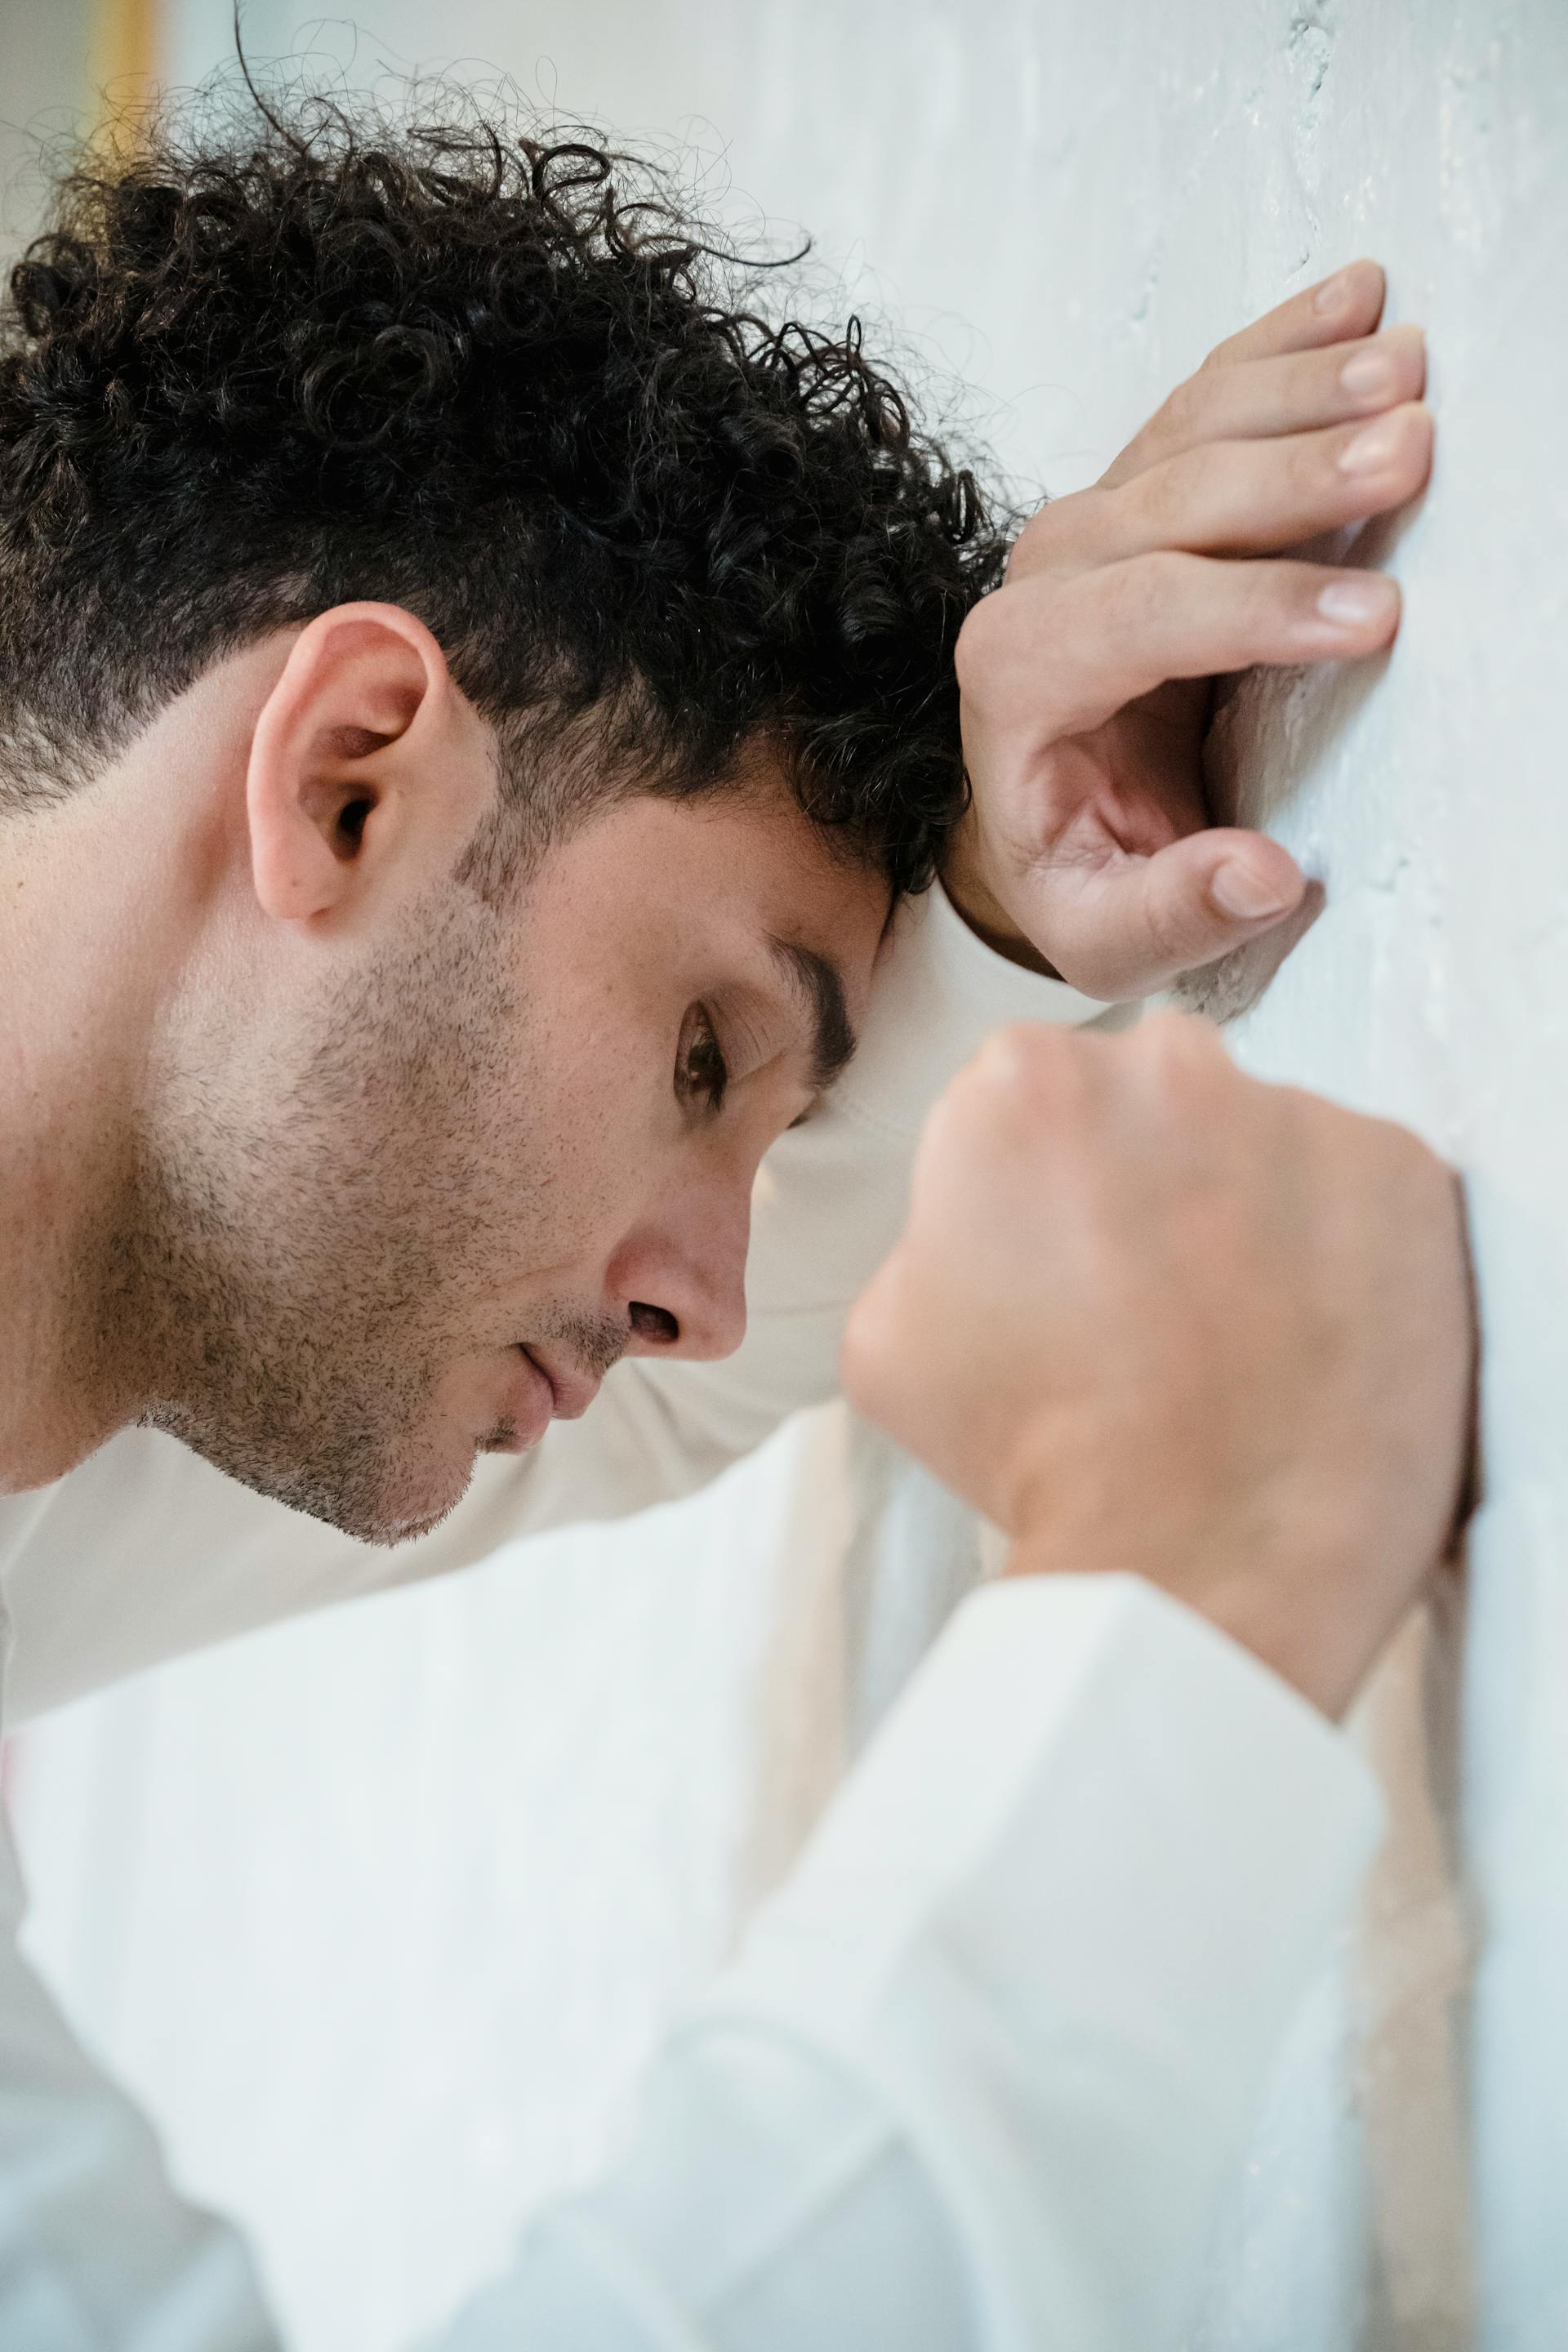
[1005,827,1308,1001]
[1102,324,1426,483]
[1032,403,1432,574]
[965,551,1401,746]
[1200,259,1386,369]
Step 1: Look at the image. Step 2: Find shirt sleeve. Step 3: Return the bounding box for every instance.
[0,1575,1382,2350]
[428,1575,1383,2352]
[0,1808,278,2352]
[0,887,1118,1722]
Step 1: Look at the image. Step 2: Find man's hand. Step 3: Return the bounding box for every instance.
[944,261,1430,1000]
[842,1014,1474,1719]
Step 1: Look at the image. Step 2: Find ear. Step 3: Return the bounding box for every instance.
[246,604,493,926]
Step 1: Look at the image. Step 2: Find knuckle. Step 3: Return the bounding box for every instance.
[1292,1096,1455,1220]
[1133,1009,1236,1112]
[1276,1082,1351,1156]
[1003,503,1054,580]
[1352,1105,1431,1171]
[991,1018,1080,1081]
[1101,547,1188,636]
[977,1019,1037,1075]
[1131,451,1186,542]
[1134,442,1219,546]
[971,1021,1091,1125]
[1350,1124,1468,1294]
[919,1075,980,1172]
[954,572,1065,696]
[841,1267,901,1411]
[1136,1007,1227,1067]
[1010,484,1101,578]
[1158,371,1203,434]
[1380,1120,1457,1209]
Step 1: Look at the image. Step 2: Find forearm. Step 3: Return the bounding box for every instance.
[0,1574,1381,2352]
[434,1576,1382,2351]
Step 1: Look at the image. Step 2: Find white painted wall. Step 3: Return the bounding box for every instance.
[11,4,1568,2348]
[0,0,94,263]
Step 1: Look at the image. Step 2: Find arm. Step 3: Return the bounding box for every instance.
[448,1000,1476,2350]
[0,1019,1468,2352]
[434,1577,1379,2352]
[0,1576,1376,2352]
[0,1805,278,2351]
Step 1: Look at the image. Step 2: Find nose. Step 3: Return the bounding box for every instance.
[608,1167,752,1363]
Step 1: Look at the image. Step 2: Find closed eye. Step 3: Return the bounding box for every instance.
[676,1004,730,1115]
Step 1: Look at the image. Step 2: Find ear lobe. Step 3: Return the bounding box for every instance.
[247,603,484,926]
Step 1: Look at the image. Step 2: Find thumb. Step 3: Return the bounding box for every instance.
[1016,829,1307,1000]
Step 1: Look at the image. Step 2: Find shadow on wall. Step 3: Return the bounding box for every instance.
[1175,496,1426,1022]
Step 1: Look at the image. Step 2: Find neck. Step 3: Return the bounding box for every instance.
[0,787,158,1486]
[0,651,287,1490]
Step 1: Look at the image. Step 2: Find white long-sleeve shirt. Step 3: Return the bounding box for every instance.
[0,883,1386,2349]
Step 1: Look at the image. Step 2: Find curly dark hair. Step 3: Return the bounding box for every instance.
[0,88,1010,891]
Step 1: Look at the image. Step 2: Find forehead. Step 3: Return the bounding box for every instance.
[528,786,893,992]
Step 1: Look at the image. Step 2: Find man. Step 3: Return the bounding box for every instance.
[0,96,1468,2348]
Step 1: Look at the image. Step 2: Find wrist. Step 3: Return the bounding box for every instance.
[1004,1508,1388,1726]
[940,817,1062,979]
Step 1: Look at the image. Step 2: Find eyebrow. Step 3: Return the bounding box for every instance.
[768,937,858,1097]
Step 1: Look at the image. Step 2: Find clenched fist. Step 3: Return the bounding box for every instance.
[842,1014,1474,1718]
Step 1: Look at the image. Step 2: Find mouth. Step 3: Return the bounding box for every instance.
[483,1348,555,1454]
[519,1344,603,1423]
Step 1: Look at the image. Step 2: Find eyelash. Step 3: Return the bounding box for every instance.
[679,1006,730,1116]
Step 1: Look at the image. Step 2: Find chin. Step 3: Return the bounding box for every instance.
[355,1447,479,1548]
[162,1410,480,1550]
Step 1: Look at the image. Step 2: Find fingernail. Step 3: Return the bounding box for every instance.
[1339,414,1405,472]
[1340,347,1396,403]
[1314,265,1354,314]
[1316,575,1399,628]
[1211,862,1295,921]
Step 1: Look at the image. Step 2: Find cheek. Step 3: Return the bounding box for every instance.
[458,1052,666,1287]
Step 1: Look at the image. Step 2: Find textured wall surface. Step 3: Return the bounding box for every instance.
[10,4,1568,2348]
[0,0,93,260]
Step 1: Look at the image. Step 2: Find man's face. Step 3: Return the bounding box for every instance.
[131,779,890,1544]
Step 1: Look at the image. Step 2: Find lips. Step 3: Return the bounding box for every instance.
[487,1347,555,1453]
[521,1346,603,1422]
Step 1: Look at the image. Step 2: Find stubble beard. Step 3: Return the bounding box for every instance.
[108,898,526,1544]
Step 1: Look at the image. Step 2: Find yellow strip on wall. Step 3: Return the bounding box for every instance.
[88,0,162,145]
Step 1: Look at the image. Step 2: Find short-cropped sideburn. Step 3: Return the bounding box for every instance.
[0,88,1011,893]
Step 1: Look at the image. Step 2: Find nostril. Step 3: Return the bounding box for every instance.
[629,1302,679,1345]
